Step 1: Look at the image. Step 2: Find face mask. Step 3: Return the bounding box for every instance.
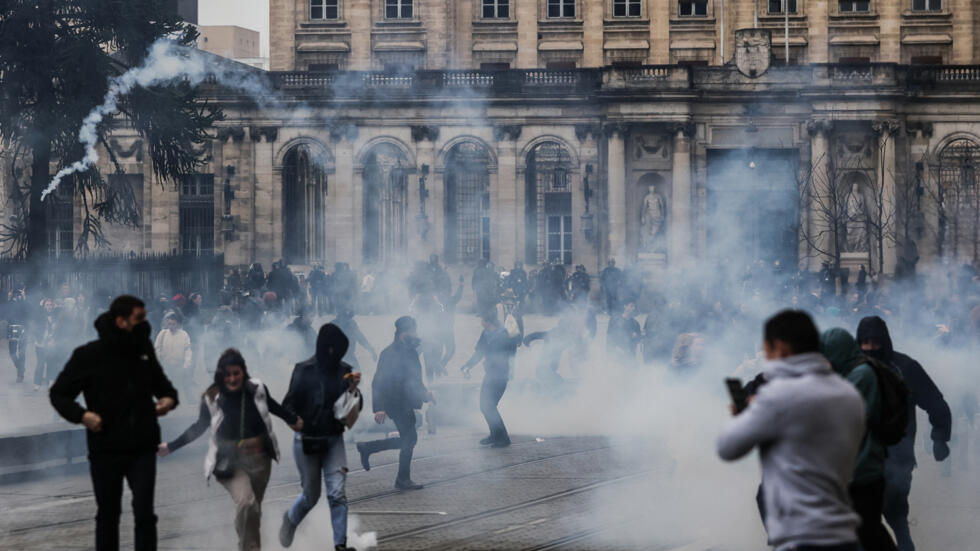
[864,348,890,362]
[403,336,421,349]
[133,321,151,341]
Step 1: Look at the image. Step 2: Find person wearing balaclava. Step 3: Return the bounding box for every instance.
[50,295,178,551]
[280,324,361,551]
[356,316,432,490]
[857,316,952,551]
[820,328,897,551]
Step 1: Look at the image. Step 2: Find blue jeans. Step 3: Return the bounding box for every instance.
[287,435,348,546]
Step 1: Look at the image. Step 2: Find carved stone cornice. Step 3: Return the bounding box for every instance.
[410,125,440,142]
[493,125,522,142]
[216,127,246,143]
[108,138,144,160]
[668,120,696,139]
[574,123,601,142]
[805,118,834,137]
[328,122,358,142]
[871,118,901,137]
[905,121,934,139]
[601,122,632,139]
[248,126,279,143]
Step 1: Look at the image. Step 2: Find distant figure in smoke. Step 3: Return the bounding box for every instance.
[50,296,178,551]
[6,285,28,383]
[462,312,522,448]
[821,328,898,551]
[287,308,316,351]
[433,275,465,370]
[606,301,642,362]
[411,291,448,380]
[155,311,193,397]
[857,316,952,551]
[670,332,705,374]
[158,349,302,551]
[600,258,624,314]
[280,324,361,551]
[308,264,329,317]
[567,264,591,302]
[246,263,265,293]
[330,263,357,314]
[356,316,433,490]
[331,308,377,372]
[472,259,498,317]
[717,310,865,551]
[32,298,60,391]
[507,260,529,307]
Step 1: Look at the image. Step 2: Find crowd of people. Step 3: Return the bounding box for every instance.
[4,251,980,551]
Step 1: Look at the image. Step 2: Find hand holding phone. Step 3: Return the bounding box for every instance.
[725,378,748,415]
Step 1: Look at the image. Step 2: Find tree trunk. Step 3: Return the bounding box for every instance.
[26,142,51,262]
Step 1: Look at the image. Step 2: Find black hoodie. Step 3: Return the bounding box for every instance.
[283,323,358,437]
[49,312,179,454]
[857,316,952,467]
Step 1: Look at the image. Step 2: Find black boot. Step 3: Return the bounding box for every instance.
[356,442,371,471]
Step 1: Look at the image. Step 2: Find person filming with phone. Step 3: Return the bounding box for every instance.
[716,310,867,551]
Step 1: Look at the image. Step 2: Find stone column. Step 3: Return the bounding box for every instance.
[269,0,296,71]
[953,0,974,64]
[254,130,277,266]
[806,119,833,271]
[648,0,669,64]
[807,0,829,63]
[349,0,372,69]
[873,119,900,274]
[670,122,695,266]
[908,122,935,259]
[516,0,538,68]
[332,126,357,264]
[606,124,628,260]
[493,125,521,268]
[879,0,900,63]
[575,124,601,273]
[583,0,603,67]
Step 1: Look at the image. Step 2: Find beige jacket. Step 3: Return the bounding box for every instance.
[155,328,192,371]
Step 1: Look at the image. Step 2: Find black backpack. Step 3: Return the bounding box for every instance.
[861,356,911,446]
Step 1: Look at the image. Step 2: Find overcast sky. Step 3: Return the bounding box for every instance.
[199,0,270,57]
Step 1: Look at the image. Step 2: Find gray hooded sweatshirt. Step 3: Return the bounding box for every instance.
[716,352,866,550]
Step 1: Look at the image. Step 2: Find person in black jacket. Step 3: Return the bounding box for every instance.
[49,296,178,551]
[356,316,432,489]
[857,316,952,551]
[279,324,360,551]
[462,312,521,448]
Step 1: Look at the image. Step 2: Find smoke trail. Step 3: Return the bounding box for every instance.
[42,39,266,201]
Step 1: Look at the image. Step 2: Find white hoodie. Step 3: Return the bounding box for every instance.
[716,352,866,551]
[155,328,192,371]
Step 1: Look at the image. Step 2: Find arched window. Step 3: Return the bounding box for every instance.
[444,142,492,264]
[525,141,573,265]
[282,144,328,265]
[362,143,408,265]
[938,138,980,261]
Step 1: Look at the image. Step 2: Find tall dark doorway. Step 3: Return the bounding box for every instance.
[282,144,328,265]
[706,149,799,268]
[444,142,491,264]
[362,143,408,265]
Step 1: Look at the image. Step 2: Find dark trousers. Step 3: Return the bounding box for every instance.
[850,477,897,551]
[883,463,916,551]
[359,410,418,483]
[33,347,53,386]
[89,451,158,551]
[9,339,25,380]
[480,377,510,444]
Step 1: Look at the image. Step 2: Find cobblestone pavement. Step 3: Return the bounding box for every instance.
[3,422,980,550]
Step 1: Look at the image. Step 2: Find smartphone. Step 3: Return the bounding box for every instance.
[725,378,749,414]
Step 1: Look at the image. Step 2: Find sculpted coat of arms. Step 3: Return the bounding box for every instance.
[735,28,772,78]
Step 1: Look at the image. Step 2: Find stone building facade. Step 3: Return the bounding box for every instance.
[10,0,980,277]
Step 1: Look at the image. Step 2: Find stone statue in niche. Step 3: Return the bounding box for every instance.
[640,185,667,252]
[844,182,869,253]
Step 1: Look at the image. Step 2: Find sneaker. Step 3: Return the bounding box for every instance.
[356,443,370,471]
[395,479,424,490]
[479,436,494,446]
[490,439,511,449]
[335,545,357,551]
[279,510,297,548]
[33,384,40,392]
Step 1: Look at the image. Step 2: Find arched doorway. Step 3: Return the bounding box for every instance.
[525,141,573,265]
[282,143,328,265]
[938,138,980,261]
[362,143,409,265]
[444,142,492,264]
